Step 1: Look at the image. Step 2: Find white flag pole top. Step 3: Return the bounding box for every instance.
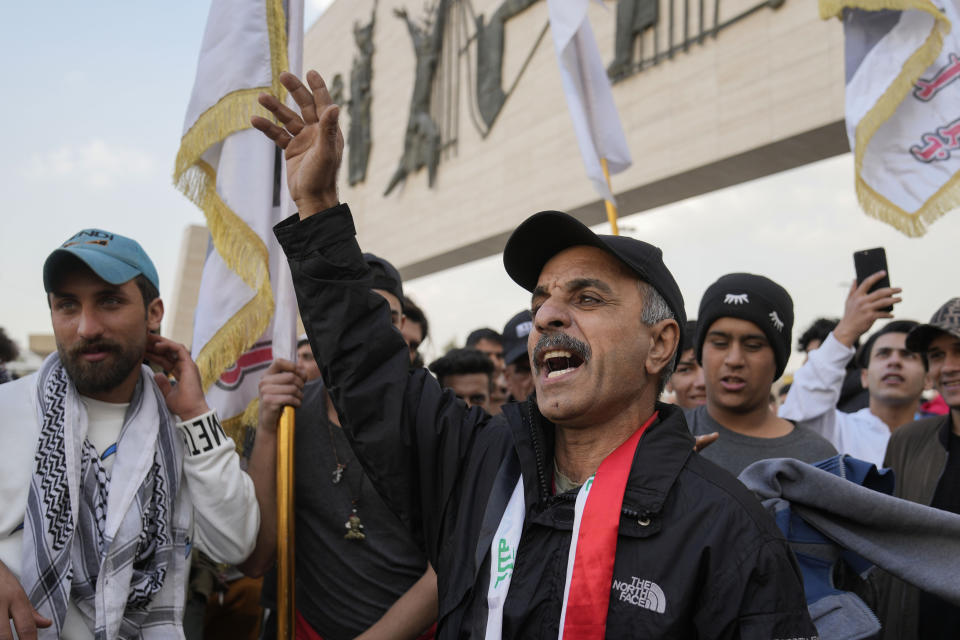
[547,0,633,206]
[174,0,302,436]
[823,0,960,237]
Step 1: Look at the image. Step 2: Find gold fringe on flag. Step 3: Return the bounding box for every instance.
[172,0,291,398]
[176,159,275,393]
[221,397,261,444]
[820,0,956,237]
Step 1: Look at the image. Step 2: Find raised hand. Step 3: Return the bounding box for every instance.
[251,70,344,218]
[257,359,307,433]
[146,335,211,421]
[833,271,903,348]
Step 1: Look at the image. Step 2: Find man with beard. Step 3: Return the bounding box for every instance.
[0,229,258,639]
[250,69,816,638]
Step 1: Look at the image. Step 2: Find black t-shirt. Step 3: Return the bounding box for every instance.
[261,380,428,640]
[918,430,960,639]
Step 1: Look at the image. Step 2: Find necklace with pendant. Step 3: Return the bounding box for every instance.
[326,417,366,541]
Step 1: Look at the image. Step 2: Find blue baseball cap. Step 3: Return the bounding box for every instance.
[43,229,159,293]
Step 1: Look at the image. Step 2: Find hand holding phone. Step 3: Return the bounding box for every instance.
[854,248,893,312]
[833,248,903,347]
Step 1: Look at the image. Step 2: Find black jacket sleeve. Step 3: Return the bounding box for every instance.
[275,205,489,561]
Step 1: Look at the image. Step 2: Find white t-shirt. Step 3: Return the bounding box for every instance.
[80,396,127,474]
[778,332,891,467]
[1,372,260,639]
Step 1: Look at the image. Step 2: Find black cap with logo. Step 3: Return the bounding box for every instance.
[502,310,533,366]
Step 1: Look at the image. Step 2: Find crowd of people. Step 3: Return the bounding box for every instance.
[2,68,960,640]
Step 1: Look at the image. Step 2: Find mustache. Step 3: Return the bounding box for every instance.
[532,333,591,373]
[68,338,123,358]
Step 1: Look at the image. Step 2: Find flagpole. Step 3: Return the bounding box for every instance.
[277,405,296,639]
[600,157,620,236]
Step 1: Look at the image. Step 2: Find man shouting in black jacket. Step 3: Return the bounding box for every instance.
[251,69,817,640]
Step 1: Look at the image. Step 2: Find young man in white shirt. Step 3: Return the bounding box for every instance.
[779,271,927,466]
[0,229,258,639]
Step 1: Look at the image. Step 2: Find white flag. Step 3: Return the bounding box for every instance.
[826,0,960,236]
[174,0,303,438]
[547,0,632,205]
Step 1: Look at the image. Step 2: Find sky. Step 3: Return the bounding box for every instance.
[0,0,330,358]
[1,0,958,377]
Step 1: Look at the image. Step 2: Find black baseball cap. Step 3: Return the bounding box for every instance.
[502,310,533,366]
[503,211,687,362]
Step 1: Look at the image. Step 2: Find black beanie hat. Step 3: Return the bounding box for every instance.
[696,273,794,379]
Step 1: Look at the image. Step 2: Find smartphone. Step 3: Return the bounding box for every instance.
[853,247,892,312]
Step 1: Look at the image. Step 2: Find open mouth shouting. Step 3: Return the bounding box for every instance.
[543,350,585,378]
[534,334,591,381]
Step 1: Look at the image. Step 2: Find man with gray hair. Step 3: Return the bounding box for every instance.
[252,69,816,638]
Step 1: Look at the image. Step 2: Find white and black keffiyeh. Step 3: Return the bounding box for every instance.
[21,354,184,639]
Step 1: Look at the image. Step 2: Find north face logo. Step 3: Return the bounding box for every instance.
[724,293,749,305]
[612,576,666,613]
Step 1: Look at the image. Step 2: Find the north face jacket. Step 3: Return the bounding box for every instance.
[276,205,817,639]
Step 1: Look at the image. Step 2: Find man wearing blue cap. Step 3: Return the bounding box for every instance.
[0,229,259,639]
[252,70,816,638]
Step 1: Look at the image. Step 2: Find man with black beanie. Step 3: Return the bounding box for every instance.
[686,273,836,477]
